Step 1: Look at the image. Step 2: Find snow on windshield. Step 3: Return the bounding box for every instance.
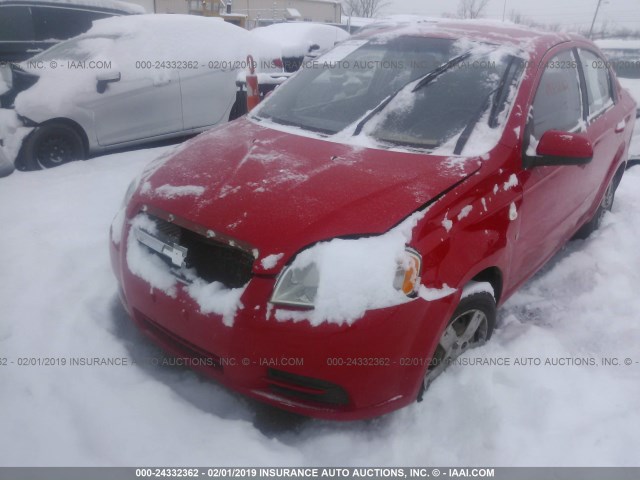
[254,34,526,157]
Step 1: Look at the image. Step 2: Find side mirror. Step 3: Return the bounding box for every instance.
[308,44,320,53]
[524,130,593,169]
[96,71,121,94]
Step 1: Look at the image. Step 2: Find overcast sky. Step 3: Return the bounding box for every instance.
[383,0,640,31]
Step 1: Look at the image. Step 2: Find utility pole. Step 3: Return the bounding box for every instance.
[588,0,603,39]
[502,0,507,21]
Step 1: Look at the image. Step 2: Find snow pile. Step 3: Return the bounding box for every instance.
[186,281,246,328]
[0,145,639,466]
[275,210,430,326]
[154,184,205,199]
[260,253,284,269]
[250,23,350,58]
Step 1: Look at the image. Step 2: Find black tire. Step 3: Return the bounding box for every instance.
[574,178,616,240]
[21,123,86,170]
[419,287,496,399]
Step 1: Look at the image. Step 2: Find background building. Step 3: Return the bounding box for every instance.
[190,0,342,28]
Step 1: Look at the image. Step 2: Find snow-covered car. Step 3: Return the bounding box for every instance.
[596,38,640,79]
[596,39,640,160]
[1,14,282,170]
[0,0,143,64]
[249,22,350,72]
[110,21,635,419]
[0,0,143,105]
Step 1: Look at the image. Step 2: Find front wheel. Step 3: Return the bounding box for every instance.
[421,287,496,396]
[21,123,86,170]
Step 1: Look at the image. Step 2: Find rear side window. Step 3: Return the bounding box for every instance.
[0,6,34,41]
[579,49,614,117]
[31,7,111,41]
[531,50,583,140]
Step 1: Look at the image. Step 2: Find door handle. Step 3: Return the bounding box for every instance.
[615,120,626,133]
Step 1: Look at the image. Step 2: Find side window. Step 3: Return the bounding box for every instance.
[579,49,614,117]
[531,50,583,140]
[0,6,34,41]
[31,7,110,41]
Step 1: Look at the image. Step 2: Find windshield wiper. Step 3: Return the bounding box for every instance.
[453,56,521,155]
[452,86,500,155]
[353,52,472,136]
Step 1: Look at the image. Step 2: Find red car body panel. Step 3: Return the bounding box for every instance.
[132,119,482,274]
[110,22,636,420]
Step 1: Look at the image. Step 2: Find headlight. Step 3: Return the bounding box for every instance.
[271,262,319,308]
[270,246,421,308]
[393,247,421,297]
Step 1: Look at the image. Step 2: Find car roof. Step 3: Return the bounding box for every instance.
[0,0,144,14]
[355,18,585,56]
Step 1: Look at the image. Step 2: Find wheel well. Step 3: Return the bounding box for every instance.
[470,267,503,303]
[613,162,625,190]
[15,118,89,171]
[39,118,89,154]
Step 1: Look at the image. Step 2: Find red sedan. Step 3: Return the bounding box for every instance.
[110,20,635,420]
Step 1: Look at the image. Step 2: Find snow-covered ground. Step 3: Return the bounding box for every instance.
[0,144,639,466]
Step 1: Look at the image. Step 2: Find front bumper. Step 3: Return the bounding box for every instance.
[110,223,455,420]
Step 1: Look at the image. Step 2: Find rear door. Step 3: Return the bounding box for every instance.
[179,67,237,130]
[92,69,184,146]
[575,48,630,206]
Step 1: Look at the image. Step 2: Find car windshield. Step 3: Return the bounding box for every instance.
[254,36,524,150]
[31,35,119,63]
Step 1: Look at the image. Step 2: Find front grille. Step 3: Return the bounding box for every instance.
[266,369,350,407]
[143,214,253,288]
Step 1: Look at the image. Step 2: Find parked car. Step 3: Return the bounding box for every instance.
[596,38,640,79]
[0,0,142,63]
[0,0,142,104]
[250,22,350,72]
[0,14,282,170]
[110,21,635,420]
[596,39,640,161]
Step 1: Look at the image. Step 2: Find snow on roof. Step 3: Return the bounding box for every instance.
[250,22,350,58]
[0,0,145,14]
[596,38,640,51]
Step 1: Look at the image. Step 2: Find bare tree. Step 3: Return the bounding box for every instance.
[343,0,390,18]
[456,0,490,19]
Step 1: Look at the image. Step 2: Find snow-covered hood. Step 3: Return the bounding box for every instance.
[134,118,481,261]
